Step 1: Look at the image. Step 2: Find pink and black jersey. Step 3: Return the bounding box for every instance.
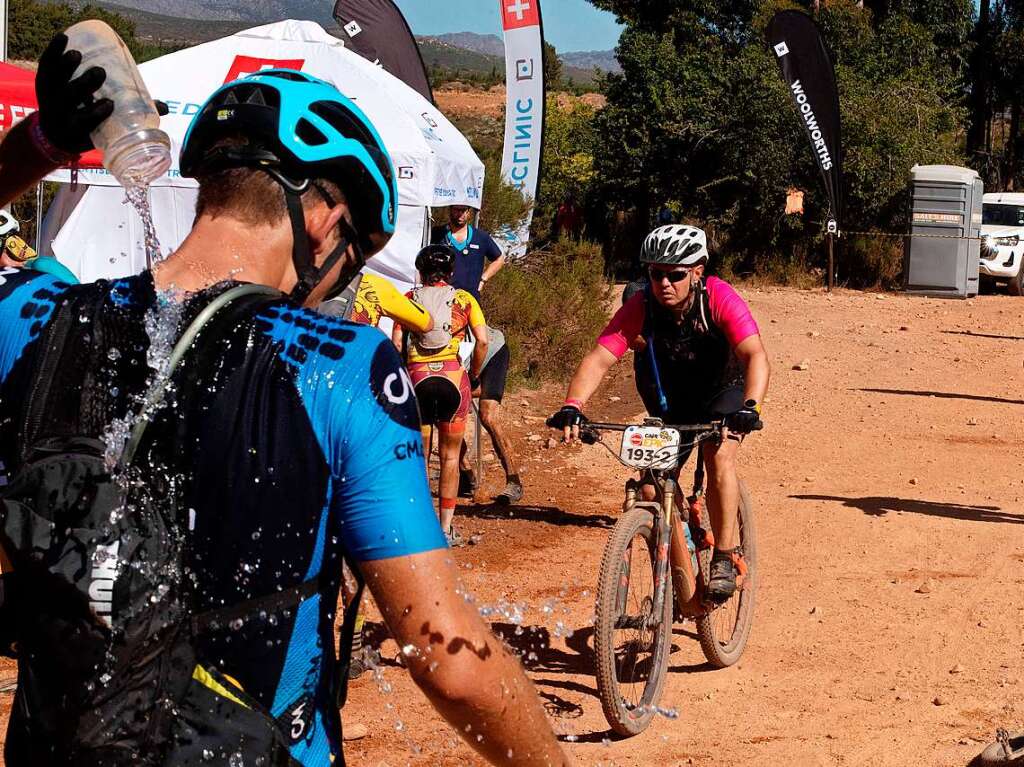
[599,277,759,419]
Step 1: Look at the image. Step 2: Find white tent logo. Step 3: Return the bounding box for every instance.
[344,20,362,38]
[774,41,790,57]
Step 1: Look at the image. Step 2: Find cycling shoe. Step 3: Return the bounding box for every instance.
[706,551,737,601]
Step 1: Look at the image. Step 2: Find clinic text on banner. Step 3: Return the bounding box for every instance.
[499,0,545,259]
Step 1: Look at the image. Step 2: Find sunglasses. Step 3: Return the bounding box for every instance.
[648,266,692,284]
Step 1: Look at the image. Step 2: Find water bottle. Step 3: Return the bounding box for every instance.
[64,20,171,187]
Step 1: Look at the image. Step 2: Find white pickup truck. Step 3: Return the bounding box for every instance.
[980,192,1024,294]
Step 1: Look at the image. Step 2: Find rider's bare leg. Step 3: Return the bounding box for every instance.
[438,428,464,532]
[703,432,740,550]
[478,399,519,480]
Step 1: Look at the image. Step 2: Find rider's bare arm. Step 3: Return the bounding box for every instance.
[734,334,770,405]
[565,344,617,408]
[361,549,572,767]
[469,322,488,380]
[0,119,60,208]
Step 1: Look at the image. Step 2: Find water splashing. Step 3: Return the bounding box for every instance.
[124,185,164,269]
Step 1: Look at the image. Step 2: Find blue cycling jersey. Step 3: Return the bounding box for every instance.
[0,268,446,765]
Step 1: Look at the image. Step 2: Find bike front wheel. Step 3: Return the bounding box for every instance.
[594,507,673,737]
[696,480,758,667]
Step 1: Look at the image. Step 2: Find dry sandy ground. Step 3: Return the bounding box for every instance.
[434,86,606,119]
[2,286,1023,766]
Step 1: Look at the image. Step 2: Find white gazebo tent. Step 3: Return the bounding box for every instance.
[41,20,484,289]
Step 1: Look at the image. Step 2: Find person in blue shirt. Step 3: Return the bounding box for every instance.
[431,204,505,300]
[0,34,568,767]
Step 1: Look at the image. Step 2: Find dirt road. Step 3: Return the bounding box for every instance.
[344,287,1023,767]
[3,287,1022,765]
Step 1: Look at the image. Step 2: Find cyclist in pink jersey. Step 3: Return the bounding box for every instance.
[550,225,771,600]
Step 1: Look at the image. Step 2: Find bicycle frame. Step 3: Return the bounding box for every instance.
[593,419,720,629]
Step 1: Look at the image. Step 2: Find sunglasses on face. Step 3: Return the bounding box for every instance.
[648,266,692,284]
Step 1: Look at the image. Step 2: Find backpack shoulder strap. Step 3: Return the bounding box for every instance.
[119,284,282,469]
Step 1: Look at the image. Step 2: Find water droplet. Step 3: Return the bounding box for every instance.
[107,348,121,361]
[229,752,244,767]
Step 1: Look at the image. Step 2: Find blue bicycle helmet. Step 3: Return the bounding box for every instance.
[180,69,397,302]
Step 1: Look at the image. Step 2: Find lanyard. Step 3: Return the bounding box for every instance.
[446,225,473,253]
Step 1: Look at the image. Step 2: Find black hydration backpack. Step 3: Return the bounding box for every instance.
[0,283,311,767]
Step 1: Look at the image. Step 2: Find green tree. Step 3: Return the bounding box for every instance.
[9,0,174,63]
[543,41,563,89]
[589,0,965,283]
[533,95,598,237]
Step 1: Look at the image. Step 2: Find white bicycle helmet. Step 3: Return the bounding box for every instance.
[0,210,20,239]
[640,224,708,267]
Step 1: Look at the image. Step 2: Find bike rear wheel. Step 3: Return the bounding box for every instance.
[594,507,673,737]
[696,481,757,668]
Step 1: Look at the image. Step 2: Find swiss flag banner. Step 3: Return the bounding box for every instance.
[224,56,306,84]
[500,0,541,30]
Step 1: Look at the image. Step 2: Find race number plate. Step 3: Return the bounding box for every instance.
[619,426,683,470]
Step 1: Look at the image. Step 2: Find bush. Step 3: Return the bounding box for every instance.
[484,238,612,387]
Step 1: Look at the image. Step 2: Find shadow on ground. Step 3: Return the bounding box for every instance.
[855,387,1024,406]
[459,503,616,529]
[941,329,1024,342]
[791,494,1021,524]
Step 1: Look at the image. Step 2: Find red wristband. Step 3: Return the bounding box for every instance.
[564,398,583,409]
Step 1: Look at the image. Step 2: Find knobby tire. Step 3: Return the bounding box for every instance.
[696,480,758,667]
[594,507,673,737]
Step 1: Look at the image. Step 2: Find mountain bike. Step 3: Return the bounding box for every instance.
[572,417,760,736]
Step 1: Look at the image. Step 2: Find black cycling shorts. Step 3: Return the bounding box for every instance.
[414,373,464,426]
[664,384,745,467]
[478,344,509,403]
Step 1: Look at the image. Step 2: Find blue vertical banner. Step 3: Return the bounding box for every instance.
[498,0,546,259]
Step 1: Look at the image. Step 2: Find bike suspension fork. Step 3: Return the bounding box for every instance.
[650,477,676,624]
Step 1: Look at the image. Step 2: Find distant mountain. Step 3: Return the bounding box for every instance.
[416,37,504,76]
[562,50,620,74]
[430,32,619,75]
[54,3,612,88]
[431,32,506,58]
[74,0,334,23]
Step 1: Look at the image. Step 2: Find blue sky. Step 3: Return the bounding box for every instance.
[392,0,623,53]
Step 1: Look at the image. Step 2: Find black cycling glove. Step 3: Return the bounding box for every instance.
[548,404,586,430]
[725,400,762,435]
[35,33,114,155]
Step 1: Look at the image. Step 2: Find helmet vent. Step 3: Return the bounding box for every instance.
[296,118,329,147]
[244,88,268,106]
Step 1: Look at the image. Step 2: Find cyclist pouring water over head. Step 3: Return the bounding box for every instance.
[549,224,770,600]
[0,34,568,767]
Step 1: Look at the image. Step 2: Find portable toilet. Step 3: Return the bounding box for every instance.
[904,164,982,298]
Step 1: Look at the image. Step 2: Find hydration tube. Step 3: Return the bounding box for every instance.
[643,284,671,415]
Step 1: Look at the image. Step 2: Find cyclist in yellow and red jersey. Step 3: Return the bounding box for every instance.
[394,245,488,544]
[320,270,431,333]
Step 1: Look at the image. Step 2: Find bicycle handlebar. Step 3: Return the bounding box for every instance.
[544,416,764,440]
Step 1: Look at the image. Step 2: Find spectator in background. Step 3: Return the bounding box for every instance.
[554,193,583,240]
[431,204,504,299]
[460,325,523,504]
